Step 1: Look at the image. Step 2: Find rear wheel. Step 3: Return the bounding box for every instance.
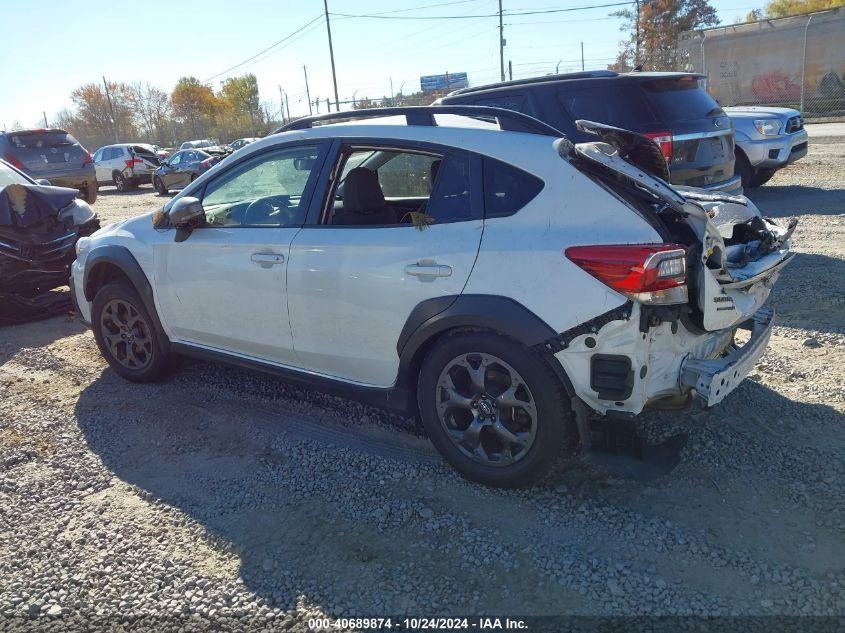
[91,282,170,382]
[82,183,98,204]
[417,331,578,488]
[734,152,753,189]
[154,176,168,196]
[113,172,127,192]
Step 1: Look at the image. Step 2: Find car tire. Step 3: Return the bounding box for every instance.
[154,176,168,196]
[91,282,170,383]
[749,168,776,188]
[417,331,578,488]
[83,182,98,205]
[734,152,753,189]
[114,172,127,192]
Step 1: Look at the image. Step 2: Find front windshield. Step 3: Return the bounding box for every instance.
[0,162,32,187]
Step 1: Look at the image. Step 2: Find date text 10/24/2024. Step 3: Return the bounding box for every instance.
[308,617,529,630]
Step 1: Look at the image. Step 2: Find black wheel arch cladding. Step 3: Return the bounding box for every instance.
[83,245,169,347]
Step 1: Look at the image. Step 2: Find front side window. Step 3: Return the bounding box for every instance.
[202,145,321,227]
[169,152,183,166]
[327,147,474,226]
[93,148,104,162]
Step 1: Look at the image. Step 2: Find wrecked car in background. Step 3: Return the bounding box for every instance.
[0,159,99,325]
[0,128,98,203]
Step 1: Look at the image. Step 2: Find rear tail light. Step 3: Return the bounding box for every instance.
[200,158,214,169]
[3,153,26,170]
[644,131,673,162]
[124,157,142,168]
[82,151,93,166]
[565,243,688,305]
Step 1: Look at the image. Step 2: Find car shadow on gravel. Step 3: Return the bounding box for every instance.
[71,361,845,615]
[745,184,845,217]
[768,251,845,335]
[97,186,157,197]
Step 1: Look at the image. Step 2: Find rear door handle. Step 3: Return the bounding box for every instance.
[405,263,452,278]
[251,252,285,267]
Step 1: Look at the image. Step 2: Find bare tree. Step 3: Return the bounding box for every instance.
[130,82,171,144]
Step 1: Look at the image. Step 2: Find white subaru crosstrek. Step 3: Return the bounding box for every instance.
[70,106,794,487]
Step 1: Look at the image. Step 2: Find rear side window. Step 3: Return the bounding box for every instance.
[638,77,723,122]
[8,131,78,149]
[557,85,655,129]
[483,157,544,218]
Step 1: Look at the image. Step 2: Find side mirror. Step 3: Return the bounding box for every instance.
[168,196,204,242]
[36,178,52,186]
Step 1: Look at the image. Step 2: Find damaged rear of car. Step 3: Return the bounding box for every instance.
[0,159,99,325]
[557,120,793,412]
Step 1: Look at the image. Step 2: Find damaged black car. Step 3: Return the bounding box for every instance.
[0,159,99,325]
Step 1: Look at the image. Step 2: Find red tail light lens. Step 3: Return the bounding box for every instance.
[124,158,141,168]
[200,158,213,169]
[4,153,26,170]
[644,131,673,162]
[83,151,93,166]
[565,243,688,305]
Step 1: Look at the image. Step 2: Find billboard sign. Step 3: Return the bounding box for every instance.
[420,72,469,92]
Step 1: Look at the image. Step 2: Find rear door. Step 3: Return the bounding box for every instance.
[633,76,735,188]
[286,141,483,387]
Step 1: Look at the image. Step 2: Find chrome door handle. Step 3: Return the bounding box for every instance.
[405,263,452,278]
[251,253,285,267]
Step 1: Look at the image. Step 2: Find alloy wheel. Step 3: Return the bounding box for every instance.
[436,352,538,466]
[115,174,125,191]
[100,299,153,370]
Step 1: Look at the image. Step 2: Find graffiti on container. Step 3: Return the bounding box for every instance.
[751,71,801,102]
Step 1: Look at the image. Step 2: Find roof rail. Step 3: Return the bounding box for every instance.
[274,105,565,138]
[445,70,618,96]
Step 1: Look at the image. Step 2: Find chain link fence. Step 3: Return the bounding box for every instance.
[679,7,845,120]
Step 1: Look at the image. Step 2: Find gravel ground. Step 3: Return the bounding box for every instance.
[1,135,844,632]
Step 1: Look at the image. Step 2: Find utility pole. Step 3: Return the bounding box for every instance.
[42,111,48,128]
[498,0,505,82]
[323,0,340,112]
[326,97,330,112]
[279,85,286,124]
[508,60,513,81]
[315,97,321,114]
[581,42,585,71]
[285,95,291,120]
[635,0,641,68]
[303,66,313,115]
[102,76,119,142]
[390,77,394,102]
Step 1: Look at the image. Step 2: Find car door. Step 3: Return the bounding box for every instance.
[93,148,107,182]
[161,151,184,188]
[286,141,484,387]
[154,142,329,365]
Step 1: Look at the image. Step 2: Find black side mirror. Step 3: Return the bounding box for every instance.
[168,196,204,242]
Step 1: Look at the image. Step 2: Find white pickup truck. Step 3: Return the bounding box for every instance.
[725,106,809,188]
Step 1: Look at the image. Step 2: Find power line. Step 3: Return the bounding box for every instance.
[330,2,635,20]
[202,15,323,83]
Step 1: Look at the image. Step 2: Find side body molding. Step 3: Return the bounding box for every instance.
[82,245,169,347]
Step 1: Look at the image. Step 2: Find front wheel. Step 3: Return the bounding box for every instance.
[91,282,170,382]
[154,176,168,196]
[417,331,578,488]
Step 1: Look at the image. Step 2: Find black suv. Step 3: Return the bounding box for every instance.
[440,71,740,193]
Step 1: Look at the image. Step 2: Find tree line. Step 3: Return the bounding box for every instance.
[53,74,277,151]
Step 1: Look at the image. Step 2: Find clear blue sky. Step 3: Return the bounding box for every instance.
[0,0,760,129]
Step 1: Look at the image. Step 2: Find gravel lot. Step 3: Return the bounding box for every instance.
[1,132,844,631]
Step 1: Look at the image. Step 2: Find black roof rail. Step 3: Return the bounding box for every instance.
[273,105,565,138]
[445,70,619,96]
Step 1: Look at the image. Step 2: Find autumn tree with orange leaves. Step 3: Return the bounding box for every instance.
[611,0,720,71]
